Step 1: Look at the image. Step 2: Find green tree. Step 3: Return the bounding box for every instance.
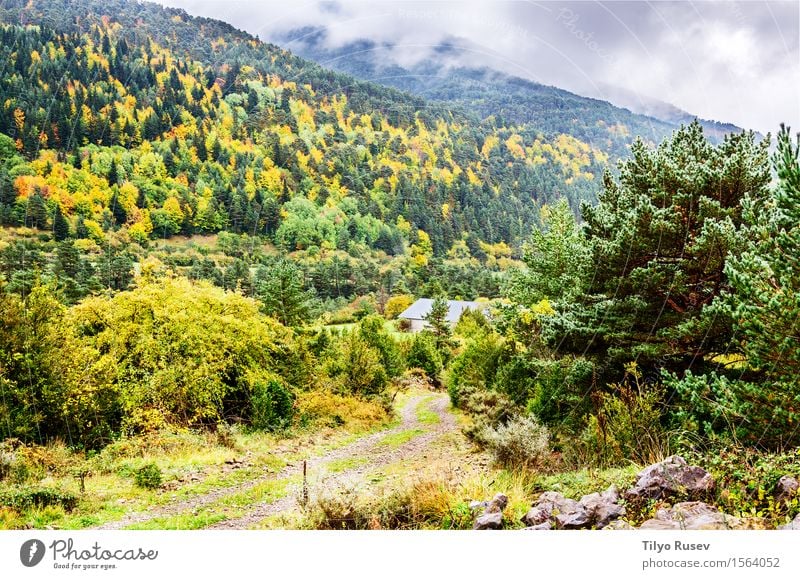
[423,295,453,360]
[357,315,404,378]
[255,260,316,326]
[558,122,771,375]
[53,204,70,241]
[407,331,444,384]
[506,199,589,304]
[672,125,800,448]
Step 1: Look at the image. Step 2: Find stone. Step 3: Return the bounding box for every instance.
[474,510,504,530]
[639,502,766,530]
[626,456,714,500]
[473,493,508,530]
[520,505,551,527]
[579,485,626,528]
[485,493,508,513]
[469,500,489,511]
[522,491,591,530]
[554,508,590,529]
[779,513,800,530]
[775,476,799,504]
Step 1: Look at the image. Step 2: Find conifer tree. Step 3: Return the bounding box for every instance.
[53,204,70,241]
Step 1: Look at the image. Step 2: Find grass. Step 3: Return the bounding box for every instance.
[533,465,640,500]
[325,457,369,473]
[415,396,441,425]
[124,477,296,530]
[379,429,424,448]
[0,399,394,530]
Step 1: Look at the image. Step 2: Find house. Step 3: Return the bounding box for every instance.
[398,298,488,332]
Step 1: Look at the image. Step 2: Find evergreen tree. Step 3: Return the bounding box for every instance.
[53,204,70,241]
[556,122,770,376]
[677,125,800,447]
[255,260,316,326]
[25,193,49,230]
[424,295,454,359]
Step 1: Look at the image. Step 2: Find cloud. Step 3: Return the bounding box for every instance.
[154,0,799,134]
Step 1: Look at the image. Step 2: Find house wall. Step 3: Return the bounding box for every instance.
[408,319,427,332]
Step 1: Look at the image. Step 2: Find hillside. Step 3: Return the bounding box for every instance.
[0,0,613,261]
[278,28,750,158]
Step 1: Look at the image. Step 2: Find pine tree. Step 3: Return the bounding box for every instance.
[53,204,70,241]
[255,260,316,326]
[724,125,800,385]
[424,295,453,359]
[561,121,771,375]
[670,126,800,448]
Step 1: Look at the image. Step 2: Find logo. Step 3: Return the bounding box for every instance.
[20,539,46,567]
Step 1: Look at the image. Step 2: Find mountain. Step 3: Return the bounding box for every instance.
[0,0,622,260]
[586,82,751,144]
[276,27,751,157]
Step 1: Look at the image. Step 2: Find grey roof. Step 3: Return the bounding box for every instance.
[398,298,488,323]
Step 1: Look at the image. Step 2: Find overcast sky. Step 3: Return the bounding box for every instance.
[154,1,799,134]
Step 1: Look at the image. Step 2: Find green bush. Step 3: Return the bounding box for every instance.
[134,463,163,490]
[0,487,78,511]
[447,331,502,408]
[251,380,295,431]
[406,331,443,384]
[578,363,670,467]
[665,370,800,449]
[325,331,389,398]
[460,389,518,445]
[358,315,405,378]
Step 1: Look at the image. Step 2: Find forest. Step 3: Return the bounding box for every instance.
[1,0,799,531]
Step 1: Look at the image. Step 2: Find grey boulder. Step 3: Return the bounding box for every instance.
[473,493,508,530]
[626,455,714,500]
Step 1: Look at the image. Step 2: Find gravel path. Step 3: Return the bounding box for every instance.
[95,392,458,530]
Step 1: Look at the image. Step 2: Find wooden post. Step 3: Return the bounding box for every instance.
[302,460,309,507]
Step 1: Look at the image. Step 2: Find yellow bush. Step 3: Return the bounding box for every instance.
[384,294,414,320]
[296,389,387,432]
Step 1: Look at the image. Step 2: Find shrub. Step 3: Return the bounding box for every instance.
[665,370,800,450]
[325,331,390,398]
[481,414,550,469]
[384,294,414,320]
[0,487,77,512]
[453,307,490,338]
[251,380,295,431]
[357,315,405,378]
[578,363,670,467]
[406,331,443,384]
[296,389,388,431]
[447,331,503,408]
[461,389,518,445]
[134,463,163,489]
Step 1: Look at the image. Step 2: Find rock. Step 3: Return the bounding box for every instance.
[521,491,590,530]
[626,456,714,500]
[469,500,489,511]
[639,502,766,530]
[779,513,800,530]
[555,508,590,529]
[775,476,799,504]
[474,510,504,530]
[579,485,626,528]
[521,505,551,527]
[473,493,508,530]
